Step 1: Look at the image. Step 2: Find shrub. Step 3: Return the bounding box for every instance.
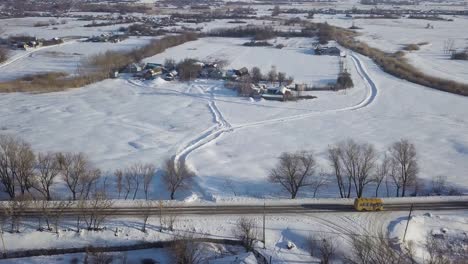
[0,47,8,63]
[317,23,335,44]
[451,51,468,60]
[336,72,353,89]
[141,258,157,264]
[33,21,50,27]
[177,58,202,81]
[275,44,285,49]
[242,41,272,47]
[403,44,420,51]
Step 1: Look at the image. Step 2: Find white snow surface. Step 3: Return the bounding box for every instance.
[312,14,468,84]
[144,37,340,87]
[390,211,468,262]
[0,39,467,200]
[0,37,153,81]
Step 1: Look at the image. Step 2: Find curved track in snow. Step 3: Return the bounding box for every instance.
[226,53,378,131]
[173,84,232,167]
[0,40,78,71]
[128,52,378,172]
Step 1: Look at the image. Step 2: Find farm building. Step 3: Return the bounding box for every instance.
[315,46,341,56]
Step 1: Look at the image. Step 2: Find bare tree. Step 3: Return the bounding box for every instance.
[308,234,337,264]
[327,145,351,198]
[267,66,278,84]
[177,58,202,81]
[238,75,253,96]
[431,175,447,195]
[311,172,329,198]
[158,200,165,232]
[0,135,19,198]
[339,139,377,198]
[328,140,377,198]
[425,234,450,264]
[85,248,114,264]
[14,141,35,196]
[346,233,412,264]
[0,47,8,63]
[277,72,286,86]
[373,154,390,197]
[272,5,280,16]
[50,200,71,234]
[81,191,114,230]
[0,135,35,199]
[269,151,317,199]
[114,169,123,199]
[251,66,263,84]
[57,152,88,200]
[142,164,156,200]
[121,163,153,200]
[170,234,205,264]
[36,199,53,231]
[123,167,134,200]
[388,139,418,197]
[77,168,101,200]
[163,213,177,232]
[164,58,176,70]
[34,152,60,200]
[138,200,153,233]
[3,195,31,233]
[234,217,258,251]
[163,158,195,200]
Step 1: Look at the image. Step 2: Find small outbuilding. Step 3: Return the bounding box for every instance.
[122,63,142,73]
[315,46,341,56]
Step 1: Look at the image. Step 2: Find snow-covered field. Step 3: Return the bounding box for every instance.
[0,34,467,200]
[0,37,153,81]
[143,37,341,86]
[312,14,468,84]
[0,17,131,39]
[390,211,468,262]
[0,3,467,262]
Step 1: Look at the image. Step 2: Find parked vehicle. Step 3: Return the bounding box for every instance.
[354,198,383,211]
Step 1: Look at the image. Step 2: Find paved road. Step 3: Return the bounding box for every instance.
[12,200,468,217]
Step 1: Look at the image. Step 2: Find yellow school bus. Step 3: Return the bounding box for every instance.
[354,198,384,211]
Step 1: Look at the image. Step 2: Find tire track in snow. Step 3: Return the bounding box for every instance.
[128,53,378,190]
[212,52,378,132]
[128,52,378,169]
[174,84,232,167]
[0,39,79,71]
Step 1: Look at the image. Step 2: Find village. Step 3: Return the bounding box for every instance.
[118,43,348,101]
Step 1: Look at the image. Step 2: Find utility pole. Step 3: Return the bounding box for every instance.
[263,200,266,249]
[403,204,413,242]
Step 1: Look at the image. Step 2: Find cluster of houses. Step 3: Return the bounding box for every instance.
[4,36,63,50]
[120,62,178,81]
[119,60,305,101]
[85,34,127,43]
[120,61,252,82]
[314,45,345,57]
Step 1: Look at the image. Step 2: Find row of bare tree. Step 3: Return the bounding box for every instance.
[0,134,197,202]
[269,138,420,199]
[0,134,103,201]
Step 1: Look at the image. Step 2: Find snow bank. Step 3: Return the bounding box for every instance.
[389,211,468,262]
